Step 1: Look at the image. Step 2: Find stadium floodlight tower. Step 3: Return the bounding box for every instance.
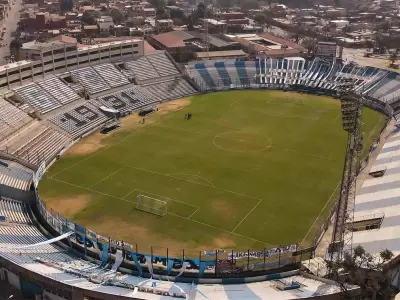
[329,86,364,263]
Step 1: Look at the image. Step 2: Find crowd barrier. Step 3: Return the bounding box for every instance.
[35,192,308,278]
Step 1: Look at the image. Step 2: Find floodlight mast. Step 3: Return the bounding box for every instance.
[329,87,363,263]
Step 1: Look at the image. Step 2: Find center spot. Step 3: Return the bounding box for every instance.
[213,131,271,153]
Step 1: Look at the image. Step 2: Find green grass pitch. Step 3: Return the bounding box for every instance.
[40,90,386,257]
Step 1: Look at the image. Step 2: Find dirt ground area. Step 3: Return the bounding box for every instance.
[64,98,192,156]
[46,194,91,219]
[64,98,190,156]
[157,98,191,115]
[84,215,237,256]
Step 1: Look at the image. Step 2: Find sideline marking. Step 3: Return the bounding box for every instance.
[188,207,199,219]
[300,181,341,246]
[47,177,273,246]
[271,146,339,162]
[231,199,262,233]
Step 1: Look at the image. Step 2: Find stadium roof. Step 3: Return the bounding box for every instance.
[194,49,247,59]
[225,33,306,57]
[48,34,77,44]
[151,31,236,49]
[352,126,400,260]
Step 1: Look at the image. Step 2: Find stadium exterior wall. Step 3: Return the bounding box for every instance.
[31,82,392,281]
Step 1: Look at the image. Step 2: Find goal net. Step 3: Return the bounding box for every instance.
[136,194,167,216]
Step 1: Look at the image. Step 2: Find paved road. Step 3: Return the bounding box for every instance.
[0,0,22,65]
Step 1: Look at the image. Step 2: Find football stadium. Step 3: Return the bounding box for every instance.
[0,41,399,299]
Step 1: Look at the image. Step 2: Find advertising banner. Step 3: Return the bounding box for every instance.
[228,244,297,260]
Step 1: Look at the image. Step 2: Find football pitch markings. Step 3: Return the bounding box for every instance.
[47,176,274,247]
[47,94,346,248]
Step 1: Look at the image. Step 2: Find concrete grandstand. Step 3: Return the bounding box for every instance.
[0,49,400,299]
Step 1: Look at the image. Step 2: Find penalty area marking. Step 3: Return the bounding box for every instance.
[88,165,127,189]
[231,199,262,233]
[125,187,199,209]
[47,177,273,247]
[168,173,215,188]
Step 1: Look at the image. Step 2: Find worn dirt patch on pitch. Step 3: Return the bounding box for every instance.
[85,216,193,255]
[64,132,105,156]
[47,194,91,218]
[213,236,236,249]
[212,199,234,218]
[122,112,157,128]
[158,98,191,115]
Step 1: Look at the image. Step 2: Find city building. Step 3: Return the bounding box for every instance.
[1,39,143,89]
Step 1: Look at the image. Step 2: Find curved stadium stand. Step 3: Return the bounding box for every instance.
[0,51,399,299]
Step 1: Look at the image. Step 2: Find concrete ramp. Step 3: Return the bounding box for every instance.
[302,257,328,277]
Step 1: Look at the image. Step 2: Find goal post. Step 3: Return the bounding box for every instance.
[136,194,167,216]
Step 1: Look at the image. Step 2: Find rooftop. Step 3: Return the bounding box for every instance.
[194,49,247,58]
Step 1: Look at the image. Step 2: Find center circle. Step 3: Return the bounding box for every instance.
[213,131,272,153]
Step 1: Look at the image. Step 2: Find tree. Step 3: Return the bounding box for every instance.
[110,8,124,24]
[170,8,184,20]
[196,2,206,19]
[327,245,395,300]
[254,13,267,27]
[60,0,73,12]
[167,0,176,5]
[150,0,165,9]
[389,52,398,67]
[301,37,317,55]
[10,39,22,60]
[216,0,231,10]
[82,11,100,25]
[240,0,259,10]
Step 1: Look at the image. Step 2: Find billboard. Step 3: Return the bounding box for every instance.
[317,42,337,58]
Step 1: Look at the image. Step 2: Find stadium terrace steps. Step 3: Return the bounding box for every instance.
[214,62,232,86]
[0,98,33,141]
[96,86,154,114]
[48,101,108,138]
[141,78,197,101]
[0,198,32,224]
[11,126,72,166]
[146,52,179,77]
[0,163,33,191]
[245,61,257,84]
[235,61,249,85]
[37,75,81,105]
[194,63,216,88]
[92,64,130,88]
[14,83,62,114]
[125,56,159,81]
[71,67,110,95]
